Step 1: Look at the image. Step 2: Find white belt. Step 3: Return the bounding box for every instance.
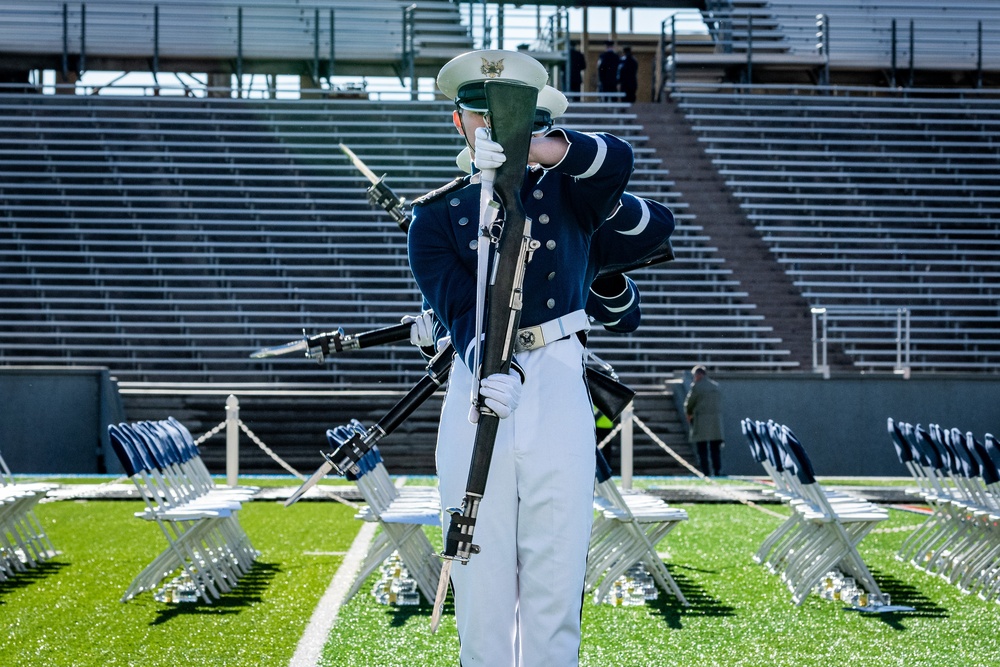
[514,309,590,353]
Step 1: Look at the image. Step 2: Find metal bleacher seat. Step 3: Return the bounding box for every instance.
[672,83,1000,372]
[0,74,806,385]
[0,0,471,66]
[714,0,1000,71]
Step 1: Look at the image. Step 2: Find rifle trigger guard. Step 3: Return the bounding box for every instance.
[487,220,504,243]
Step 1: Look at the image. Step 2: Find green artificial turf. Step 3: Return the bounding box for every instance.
[0,499,359,667]
[5,487,1000,667]
[324,504,1000,667]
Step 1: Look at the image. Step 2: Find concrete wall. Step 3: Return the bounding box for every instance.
[707,372,1000,477]
[0,366,126,474]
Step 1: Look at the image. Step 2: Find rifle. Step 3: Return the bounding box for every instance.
[249,321,414,364]
[283,341,455,506]
[432,80,540,631]
[339,143,410,232]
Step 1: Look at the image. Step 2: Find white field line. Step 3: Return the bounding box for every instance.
[289,477,409,667]
[288,521,377,667]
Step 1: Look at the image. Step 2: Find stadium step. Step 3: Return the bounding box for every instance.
[633,99,850,371]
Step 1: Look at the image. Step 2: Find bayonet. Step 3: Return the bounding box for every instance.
[339,142,409,231]
[250,321,414,363]
[284,342,455,507]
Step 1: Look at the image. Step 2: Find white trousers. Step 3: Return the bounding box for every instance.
[437,336,596,667]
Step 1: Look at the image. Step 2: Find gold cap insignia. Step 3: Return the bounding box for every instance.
[480,58,504,78]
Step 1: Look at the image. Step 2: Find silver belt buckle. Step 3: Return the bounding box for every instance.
[516,325,544,353]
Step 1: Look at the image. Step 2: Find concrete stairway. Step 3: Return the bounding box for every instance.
[633,99,850,371]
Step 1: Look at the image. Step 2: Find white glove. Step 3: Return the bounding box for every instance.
[469,369,522,423]
[436,335,452,353]
[401,311,435,347]
[473,126,505,171]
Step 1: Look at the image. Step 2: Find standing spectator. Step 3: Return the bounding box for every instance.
[597,40,619,101]
[684,365,725,476]
[567,40,587,93]
[617,45,639,103]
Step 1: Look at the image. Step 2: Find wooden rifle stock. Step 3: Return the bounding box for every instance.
[443,80,540,561]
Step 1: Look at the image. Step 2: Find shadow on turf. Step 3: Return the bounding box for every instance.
[0,560,70,603]
[634,565,736,630]
[357,567,733,632]
[382,596,453,629]
[848,568,948,630]
[149,560,281,624]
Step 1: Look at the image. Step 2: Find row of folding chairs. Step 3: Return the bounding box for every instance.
[330,415,691,608]
[327,422,443,606]
[107,417,259,603]
[888,418,1000,601]
[0,450,59,581]
[587,449,690,606]
[743,418,889,605]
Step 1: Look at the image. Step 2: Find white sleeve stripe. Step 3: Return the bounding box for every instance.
[604,292,636,313]
[616,198,651,236]
[463,337,478,369]
[577,134,607,179]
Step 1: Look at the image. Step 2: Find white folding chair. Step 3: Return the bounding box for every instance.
[744,420,887,605]
[328,424,442,605]
[108,421,258,603]
[586,450,689,606]
[0,449,59,579]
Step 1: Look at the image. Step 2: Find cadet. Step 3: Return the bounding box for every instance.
[407,49,650,666]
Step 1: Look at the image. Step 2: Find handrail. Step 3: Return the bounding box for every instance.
[811,305,911,379]
[401,4,417,97]
[2,2,408,65]
[673,6,1000,73]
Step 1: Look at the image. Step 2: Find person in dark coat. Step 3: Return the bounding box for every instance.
[617,45,639,103]
[597,41,619,101]
[684,365,725,476]
[567,41,586,93]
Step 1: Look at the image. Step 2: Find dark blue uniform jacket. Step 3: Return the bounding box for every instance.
[408,129,671,369]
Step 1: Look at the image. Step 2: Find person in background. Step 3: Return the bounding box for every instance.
[567,40,587,93]
[684,365,725,476]
[617,45,639,103]
[597,40,619,101]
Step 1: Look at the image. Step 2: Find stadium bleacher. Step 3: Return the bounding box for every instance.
[0,89,796,389]
[701,0,1000,71]
[0,0,472,75]
[670,82,1000,372]
[1,0,998,481]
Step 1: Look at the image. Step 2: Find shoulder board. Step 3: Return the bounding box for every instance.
[411,175,470,207]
